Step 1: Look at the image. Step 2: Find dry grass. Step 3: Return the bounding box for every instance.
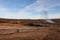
[0,23,21,26]
[0,19,60,40]
[0,26,59,40]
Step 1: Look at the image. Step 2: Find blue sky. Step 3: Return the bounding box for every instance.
[0,0,60,19]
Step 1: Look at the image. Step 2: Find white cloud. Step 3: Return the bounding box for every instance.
[49,13,60,19]
[0,5,32,19]
[16,0,60,19]
[0,0,60,19]
[0,5,15,18]
[24,0,60,12]
[16,6,41,19]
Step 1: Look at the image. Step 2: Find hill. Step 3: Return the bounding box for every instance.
[0,18,60,26]
[0,18,60,40]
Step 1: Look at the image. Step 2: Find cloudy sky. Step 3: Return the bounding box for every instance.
[0,0,60,19]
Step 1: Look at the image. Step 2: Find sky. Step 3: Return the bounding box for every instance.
[0,0,60,19]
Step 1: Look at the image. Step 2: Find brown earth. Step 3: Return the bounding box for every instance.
[0,18,60,40]
[0,27,60,40]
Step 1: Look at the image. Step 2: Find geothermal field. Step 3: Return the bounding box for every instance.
[0,18,60,40]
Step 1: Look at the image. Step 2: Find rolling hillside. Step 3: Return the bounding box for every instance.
[0,18,60,26]
[0,18,60,40]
